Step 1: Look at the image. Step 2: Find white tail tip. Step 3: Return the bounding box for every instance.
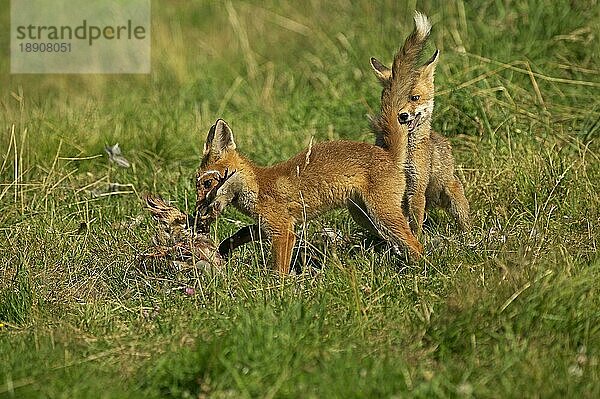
[414,11,432,39]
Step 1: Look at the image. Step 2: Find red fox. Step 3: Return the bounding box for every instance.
[195,119,423,273]
[369,15,470,235]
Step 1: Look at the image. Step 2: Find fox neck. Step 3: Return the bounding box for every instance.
[225,154,260,217]
[410,109,433,145]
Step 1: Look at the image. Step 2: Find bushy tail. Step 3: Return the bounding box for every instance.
[372,11,431,159]
[392,11,431,80]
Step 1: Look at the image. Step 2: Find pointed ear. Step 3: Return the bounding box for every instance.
[370,57,392,83]
[211,119,236,154]
[421,49,440,80]
[203,124,216,156]
[203,119,236,158]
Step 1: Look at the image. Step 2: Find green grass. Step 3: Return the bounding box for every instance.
[1,0,599,397]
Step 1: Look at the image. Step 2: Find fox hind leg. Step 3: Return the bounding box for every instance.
[362,192,423,260]
[408,191,427,236]
[440,176,470,232]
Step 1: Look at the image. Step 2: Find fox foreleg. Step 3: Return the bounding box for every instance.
[218,224,262,259]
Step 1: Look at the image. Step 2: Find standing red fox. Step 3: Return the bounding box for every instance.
[195,119,423,273]
[370,12,470,235]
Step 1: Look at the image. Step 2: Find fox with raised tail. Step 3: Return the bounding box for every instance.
[369,12,470,235]
[195,119,423,273]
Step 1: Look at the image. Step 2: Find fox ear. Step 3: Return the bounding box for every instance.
[204,119,236,158]
[212,119,236,154]
[203,124,216,156]
[422,49,440,80]
[370,57,392,83]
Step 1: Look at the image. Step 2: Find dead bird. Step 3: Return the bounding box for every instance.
[141,194,223,269]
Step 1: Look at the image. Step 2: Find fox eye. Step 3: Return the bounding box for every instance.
[410,95,420,102]
[202,180,213,189]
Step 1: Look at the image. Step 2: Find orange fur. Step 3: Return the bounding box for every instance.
[196,119,423,273]
[371,32,471,234]
[348,11,432,235]
[370,11,431,159]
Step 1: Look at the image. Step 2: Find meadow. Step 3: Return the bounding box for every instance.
[1,0,599,397]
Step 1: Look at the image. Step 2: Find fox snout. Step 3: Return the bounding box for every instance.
[195,168,237,217]
[397,110,422,132]
[398,112,411,122]
[194,184,230,222]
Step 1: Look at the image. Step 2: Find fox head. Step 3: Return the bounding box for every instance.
[195,119,243,218]
[371,49,439,134]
